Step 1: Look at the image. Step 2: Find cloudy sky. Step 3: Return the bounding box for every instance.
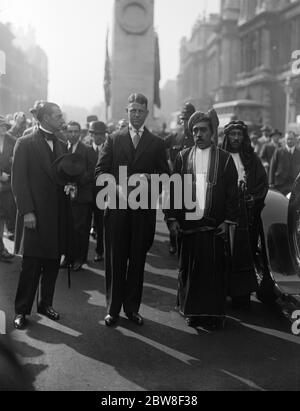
[1,0,220,110]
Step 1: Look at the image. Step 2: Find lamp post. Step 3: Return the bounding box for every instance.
[285,76,292,133]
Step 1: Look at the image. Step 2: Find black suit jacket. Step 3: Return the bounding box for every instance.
[0,133,16,193]
[12,129,70,259]
[72,141,95,204]
[95,126,170,248]
[269,147,300,188]
[96,126,169,181]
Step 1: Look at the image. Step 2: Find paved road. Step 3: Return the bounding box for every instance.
[0,212,300,391]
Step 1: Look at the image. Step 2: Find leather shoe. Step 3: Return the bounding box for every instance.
[104,314,118,327]
[73,261,83,272]
[90,228,97,239]
[13,315,27,330]
[37,307,60,321]
[60,258,68,269]
[126,312,144,326]
[94,253,104,262]
[169,245,177,255]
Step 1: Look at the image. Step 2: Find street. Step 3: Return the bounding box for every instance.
[1,212,300,392]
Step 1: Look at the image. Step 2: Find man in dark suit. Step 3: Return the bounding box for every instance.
[269,131,300,195]
[0,116,16,261]
[12,102,68,330]
[88,121,107,263]
[95,93,170,327]
[66,121,95,271]
[260,129,282,175]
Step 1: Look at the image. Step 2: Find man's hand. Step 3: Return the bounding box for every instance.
[0,172,10,183]
[215,222,228,240]
[168,221,180,236]
[24,213,37,230]
[64,184,77,199]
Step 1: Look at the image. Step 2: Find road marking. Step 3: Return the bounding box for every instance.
[119,327,199,365]
[221,370,266,391]
[242,323,300,345]
[37,317,82,337]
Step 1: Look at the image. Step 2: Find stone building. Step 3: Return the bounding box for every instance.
[178,0,300,131]
[0,22,48,115]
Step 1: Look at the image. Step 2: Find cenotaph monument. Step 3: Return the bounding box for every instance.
[110,0,159,126]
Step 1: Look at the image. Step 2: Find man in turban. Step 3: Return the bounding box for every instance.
[165,110,239,330]
[222,120,268,309]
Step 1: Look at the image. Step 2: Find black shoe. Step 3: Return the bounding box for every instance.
[60,258,68,269]
[90,228,97,240]
[94,253,104,263]
[185,317,196,327]
[73,261,83,272]
[126,312,144,326]
[169,245,177,255]
[104,314,119,327]
[37,307,60,321]
[13,315,27,330]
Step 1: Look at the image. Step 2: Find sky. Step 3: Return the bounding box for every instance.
[0,0,220,110]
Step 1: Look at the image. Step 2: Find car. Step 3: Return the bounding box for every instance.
[256,178,300,321]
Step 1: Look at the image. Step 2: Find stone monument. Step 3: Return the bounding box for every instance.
[111,0,157,126]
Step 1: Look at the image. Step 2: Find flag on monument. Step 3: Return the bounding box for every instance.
[154,33,161,109]
[104,30,111,107]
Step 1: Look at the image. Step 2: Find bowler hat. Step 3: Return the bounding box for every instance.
[89,121,107,134]
[0,115,10,129]
[30,100,46,115]
[180,102,196,121]
[270,128,282,137]
[52,153,86,186]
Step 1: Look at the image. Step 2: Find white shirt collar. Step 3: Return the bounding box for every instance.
[129,124,145,139]
[287,146,296,154]
[92,142,102,151]
[39,125,54,135]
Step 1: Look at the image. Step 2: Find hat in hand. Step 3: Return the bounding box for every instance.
[52,153,86,186]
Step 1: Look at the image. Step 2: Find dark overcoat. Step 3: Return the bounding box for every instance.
[12,129,71,259]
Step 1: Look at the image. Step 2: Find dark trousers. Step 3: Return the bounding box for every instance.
[0,190,17,233]
[92,204,104,255]
[15,257,60,315]
[104,209,155,316]
[71,202,92,263]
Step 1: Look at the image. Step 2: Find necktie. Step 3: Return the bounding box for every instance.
[45,133,55,142]
[133,131,141,149]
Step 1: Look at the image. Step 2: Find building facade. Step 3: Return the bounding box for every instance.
[0,22,48,116]
[178,0,300,131]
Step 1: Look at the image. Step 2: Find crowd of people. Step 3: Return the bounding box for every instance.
[1,94,300,332]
